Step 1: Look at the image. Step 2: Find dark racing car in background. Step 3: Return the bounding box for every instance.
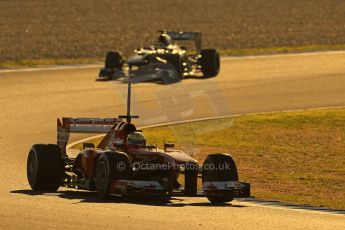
[98,30,220,84]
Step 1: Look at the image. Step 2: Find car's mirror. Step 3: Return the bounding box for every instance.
[164,142,175,151]
[83,143,95,149]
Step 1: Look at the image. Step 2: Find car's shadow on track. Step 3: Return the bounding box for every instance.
[11,189,247,208]
[103,75,212,85]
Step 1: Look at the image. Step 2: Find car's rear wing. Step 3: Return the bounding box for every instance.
[57,117,122,156]
[166,31,202,52]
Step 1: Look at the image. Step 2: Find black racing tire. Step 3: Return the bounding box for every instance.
[184,163,198,196]
[241,182,251,198]
[105,51,123,70]
[202,153,238,203]
[164,54,183,79]
[95,151,131,198]
[27,144,64,191]
[200,49,220,78]
[206,194,234,204]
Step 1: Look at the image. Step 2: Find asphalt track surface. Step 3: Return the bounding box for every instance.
[0,52,345,229]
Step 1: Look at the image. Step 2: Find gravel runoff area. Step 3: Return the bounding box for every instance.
[1,0,345,62]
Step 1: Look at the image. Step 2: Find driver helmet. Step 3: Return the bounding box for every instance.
[127,131,146,148]
[158,33,173,47]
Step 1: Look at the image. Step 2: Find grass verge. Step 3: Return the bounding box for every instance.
[143,108,345,209]
[77,108,345,209]
[2,44,345,69]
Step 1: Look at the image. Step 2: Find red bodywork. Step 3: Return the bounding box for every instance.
[58,117,198,196]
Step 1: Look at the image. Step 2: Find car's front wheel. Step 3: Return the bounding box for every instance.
[164,54,183,79]
[184,163,198,196]
[202,153,238,203]
[105,51,123,70]
[95,151,131,198]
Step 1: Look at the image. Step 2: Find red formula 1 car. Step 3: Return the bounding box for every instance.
[27,83,250,203]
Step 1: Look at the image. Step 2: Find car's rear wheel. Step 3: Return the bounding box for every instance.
[27,144,64,191]
[202,153,238,203]
[200,49,220,78]
[105,51,123,70]
[95,151,131,198]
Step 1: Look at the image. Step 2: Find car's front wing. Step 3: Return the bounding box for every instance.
[108,179,250,198]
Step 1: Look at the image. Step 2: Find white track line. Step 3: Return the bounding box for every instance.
[239,199,345,216]
[221,50,345,60]
[0,63,103,73]
[67,105,345,149]
[2,50,345,73]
